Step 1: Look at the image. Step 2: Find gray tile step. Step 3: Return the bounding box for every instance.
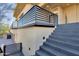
[55,28,79,32]
[44,41,79,55]
[40,45,67,56]
[57,23,79,26]
[49,35,79,44]
[55,29,79,32]
[51,33,79,39]
[47,38,79,50]
[57,23,79,28]
[54,32,79,36]
[35,23,79,56]
[56,25,79,31]
[53,30,79,34]
[47,38,79,47]
[35,50,51,56]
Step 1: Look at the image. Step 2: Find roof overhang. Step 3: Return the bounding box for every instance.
[13,3,76,20]
[13,3,26,18]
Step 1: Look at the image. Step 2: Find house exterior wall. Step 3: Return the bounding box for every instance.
[57,4,79,24]
[57,6,66,24]
[11,27,55,56]
[46,4,79,24]
[11,4,79,56]
[14,4,79,24]
[76,5,79,22]
[64,5,77,23]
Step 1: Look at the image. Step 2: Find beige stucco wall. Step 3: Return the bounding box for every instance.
[11,4,79,56]
[57,6,66,24]
[64,5,77,23]
[75,4,79,22]
[59,4,79,24]
[11,26,55,56]
[49,4,79,24]
[11,29,17,42]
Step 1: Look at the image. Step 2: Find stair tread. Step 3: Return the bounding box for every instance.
[57,23,79,26]
[53,35,79,40]
[51,35,79,40]
[50,35,79,44]
[35,23,79,56]
[52,32,79,37]
[45,41,79,55]
[48,38,79,46]
[36,50,50,56]
[41,45,67,56]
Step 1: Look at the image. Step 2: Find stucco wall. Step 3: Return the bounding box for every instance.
[49,4,79,24]
[57,7,66,24]
[11,26,55,56]
[59,4,79,24]
[11,29,17,42]
[64,5,77,23]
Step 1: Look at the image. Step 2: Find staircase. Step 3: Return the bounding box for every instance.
[35,23,79,56]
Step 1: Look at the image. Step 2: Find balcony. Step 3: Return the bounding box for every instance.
[12,5,58,29]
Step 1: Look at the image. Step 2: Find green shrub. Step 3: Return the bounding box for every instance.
[0,23,10,35]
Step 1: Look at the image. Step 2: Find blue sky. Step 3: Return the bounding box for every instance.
[0,3,16,26]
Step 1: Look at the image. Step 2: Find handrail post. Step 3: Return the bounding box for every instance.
[3,45,6,56]
[20,43,22,52]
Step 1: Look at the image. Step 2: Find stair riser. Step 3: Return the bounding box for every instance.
[50,35,79,41]
[40,47,55,56]
[52,30,79,34]
[47,38,79,46]
[35,50,48,56]
[55,28,79,31]
[56,25,79,30]
[35,23,79,56]
[50,35,79,40]
[47,39,79,50]
[57,26,79,28]
[57,24,79,28]
[44,43,78,56]
[49,35,79,44]
[35,52,40,56]
[51,33,79,38]
[54,29,79,33]
[57,23,79,26]
[54,30,79,33]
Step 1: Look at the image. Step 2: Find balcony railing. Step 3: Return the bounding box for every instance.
[3,43,24,56]
[12,5,58,29]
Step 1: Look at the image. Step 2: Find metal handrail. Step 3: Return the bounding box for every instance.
[3,43,22,56]
[12,5,57,28]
